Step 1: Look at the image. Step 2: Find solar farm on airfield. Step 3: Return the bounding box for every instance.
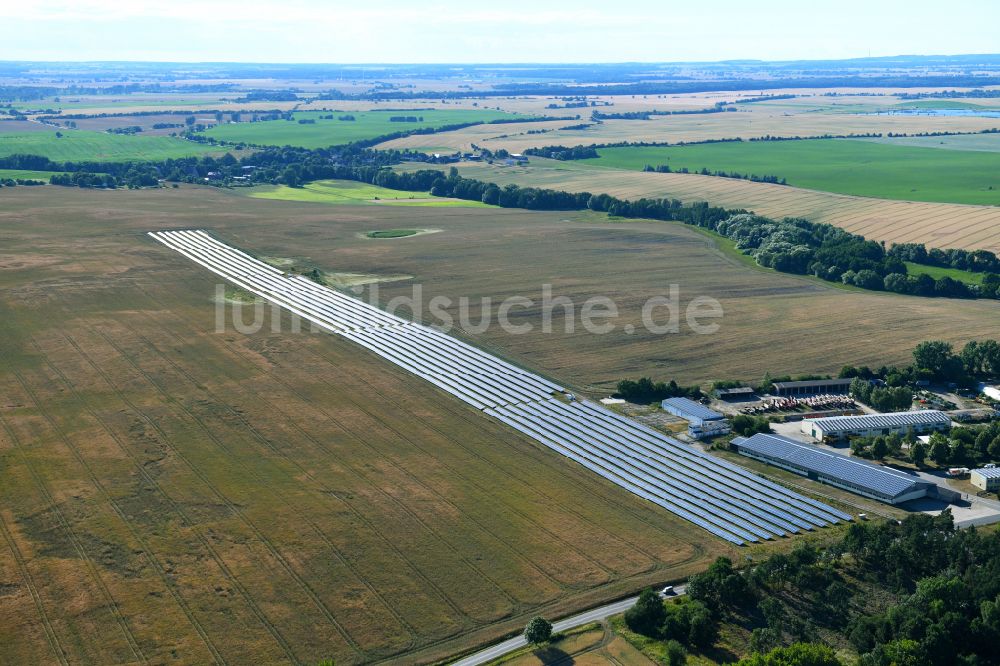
[149,229,851,545]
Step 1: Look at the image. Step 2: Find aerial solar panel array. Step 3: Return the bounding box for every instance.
[150,229,850,545]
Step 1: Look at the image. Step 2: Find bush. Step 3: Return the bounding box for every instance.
[624,588,666,637]
[732,414,771,436]
[735,643,843,666]
[665,639,687,666]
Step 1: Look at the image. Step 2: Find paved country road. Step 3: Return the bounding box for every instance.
[449,585,688,666]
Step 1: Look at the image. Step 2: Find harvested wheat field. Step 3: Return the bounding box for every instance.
[378,97,1000,154]
[434,160,1000,253]
[0,186,730,665]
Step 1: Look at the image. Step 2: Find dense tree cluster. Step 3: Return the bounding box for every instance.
[625,589,717,652]
[731,415,773,437]
[522,144,599,160]
[49,172,121,188]
[842,513,1000,665]
[653,514,1000,665]
[888,242,1000,274]
[615,377,703,403]
[839,338,1000,390]
[234,90,300,102]
[848,378,913,412]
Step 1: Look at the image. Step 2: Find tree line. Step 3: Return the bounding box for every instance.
[5,134,997,299]
[625,511,1000,665]
[522,144,599,160]
[614,377,703,403]
[888,242,1000,274]
[642,163,786,184]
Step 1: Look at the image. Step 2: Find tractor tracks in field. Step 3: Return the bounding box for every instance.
[129,317,525,618]
[0,366,149,666]
[28,336,234,666]
[143,278,710,592]
[130,287,573,600]
[73,324,364,662]
[109,312,514,637]
[0,498,68,665]
[303,341,711,571]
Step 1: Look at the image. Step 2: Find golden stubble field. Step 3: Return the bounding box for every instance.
[2,184,998,665]
[224,193,992,392]
[430,160,1000,254]
[0,187,732,665]
[378,94,1000,154]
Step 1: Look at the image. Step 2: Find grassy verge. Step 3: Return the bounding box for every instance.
[904,261,986,285]
[0,169,66,181]
[247,179,491,207]
[488,622,605,665]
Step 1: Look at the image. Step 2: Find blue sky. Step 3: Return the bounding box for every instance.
[3,0,999,63]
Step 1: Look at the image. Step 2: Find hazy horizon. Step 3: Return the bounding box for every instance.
[5,0,1000,64]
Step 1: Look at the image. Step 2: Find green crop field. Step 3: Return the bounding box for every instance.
[893,100,1000,110]
[857,132,1000,152]
[202,109,525,148]
[247,179,491,207]
[0,169,66,181]
[580,139,1000,205]
[903,261,987,285]
[0,130,220,162]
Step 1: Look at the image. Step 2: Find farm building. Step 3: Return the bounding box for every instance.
[772,378,853,396]
[971,467,1000,492]
[982,385,1000,402]
[715,386,756,400]
[661,397,731,439]
[733,433,935,504]
[801,410,951,443]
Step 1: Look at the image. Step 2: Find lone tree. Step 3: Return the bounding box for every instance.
[524,616,552,645]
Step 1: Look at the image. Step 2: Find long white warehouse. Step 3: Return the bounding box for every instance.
[801,411,951,443]
[150,229,850,545]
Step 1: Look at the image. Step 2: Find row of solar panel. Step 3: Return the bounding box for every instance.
[151,230,849,544]
[487,399,848,545]
[151,229,406,331]
[149,230,563,409]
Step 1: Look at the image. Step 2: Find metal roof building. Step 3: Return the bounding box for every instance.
[715,386,756,400]
[772,378,853,396]
[801,410,951,442]
[661,397,724,425]
[661,397,730,439]
[971,467,1000,491]
[733,433,934,504]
